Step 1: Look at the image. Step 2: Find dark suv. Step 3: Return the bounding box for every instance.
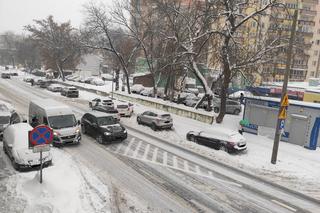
[81,111,127,144]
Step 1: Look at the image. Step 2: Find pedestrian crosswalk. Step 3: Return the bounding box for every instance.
[105,136,240,186]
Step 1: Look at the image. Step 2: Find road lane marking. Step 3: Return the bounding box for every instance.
[124,138,135,155]
[142,144,150,160]
[132,140,142,158]
[151,147,158,162]
[271,200,297,212]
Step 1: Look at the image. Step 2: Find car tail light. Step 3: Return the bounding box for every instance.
[228,142,236,146]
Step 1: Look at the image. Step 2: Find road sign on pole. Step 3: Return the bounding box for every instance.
[281,94,289,107]
[28,125,53,184]
[278,108,287,119]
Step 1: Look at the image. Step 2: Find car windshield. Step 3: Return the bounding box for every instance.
[48,114,77,129]
[117,105,128,109]
[97,116,117,126]
[0,116,10,124]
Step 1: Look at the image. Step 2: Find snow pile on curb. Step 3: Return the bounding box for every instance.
[2,148,110,213]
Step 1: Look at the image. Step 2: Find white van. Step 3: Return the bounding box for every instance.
[29,99,81,146]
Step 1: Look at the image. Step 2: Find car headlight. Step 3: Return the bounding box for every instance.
[104,132,111,136]
[123,130,127,134]
[75,128,80,134]
[54,132,60,136]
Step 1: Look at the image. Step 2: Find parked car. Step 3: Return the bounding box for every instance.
[184,97,200,107]
[116,102,133,117]
[61,87,79,98]
[9,71,18,76]
[84,76,95,84]
[186,129,247,153]
[91,77,105,86]
[137,111,173,131]
[39,80,51,88]
[140,87,154,97]
[2,123,52,171]
[131,84,145,94]
[1,73,11,79]
[89,98,114,108]
[23,76,34,83]
[81,112,127,144]
[47,84,63,92]
[91,105,120,121]
[213,99,241,115]
[174,92,197,104]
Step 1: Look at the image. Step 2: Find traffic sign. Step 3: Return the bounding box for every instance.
[33,144,50,153]
[281,94,289,107]
[278,108,287,119]
[279,119,285,130]
[29,125,53,148]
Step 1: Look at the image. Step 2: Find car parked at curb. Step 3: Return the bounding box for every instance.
[89,98,114,108]
[186,129,247,153]
[137,111,173,131]
[131,84,145,94]
[140,87,154,97]
[213,99,241,115]
[1,73,11,79]
[81,112,127,144]
[61,87,79,98]
[47,84,64,92]
[2,123,52,171]
[116,102,133,117]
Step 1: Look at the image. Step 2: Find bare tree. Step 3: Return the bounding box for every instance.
[82,2,141,94]
[25,16,83,81]
[15,37,41,70]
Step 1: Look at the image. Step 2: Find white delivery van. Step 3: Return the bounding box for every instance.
[29,99,81,146]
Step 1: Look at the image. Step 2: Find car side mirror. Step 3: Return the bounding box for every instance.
[77,120,81,125]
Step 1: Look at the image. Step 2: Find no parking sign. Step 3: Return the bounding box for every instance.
[28,125,53,149]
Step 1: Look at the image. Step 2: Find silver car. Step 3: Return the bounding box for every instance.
[137,111,173,131]
[213,99,241,115]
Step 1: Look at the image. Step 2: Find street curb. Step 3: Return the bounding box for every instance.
[124,124,320,205]
[54,79,320,205]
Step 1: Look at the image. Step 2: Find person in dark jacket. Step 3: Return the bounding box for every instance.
[30,78,35,86]
[240,93,245,105]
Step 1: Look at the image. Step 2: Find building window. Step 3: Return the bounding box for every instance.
[317,40,320,45]
[315,50,318,56]
[318,29,320,34]
[313,61,317,66]
[311,71,315,77]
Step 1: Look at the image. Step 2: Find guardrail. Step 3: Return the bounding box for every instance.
[56,81,214,124]
[113,92,214,124]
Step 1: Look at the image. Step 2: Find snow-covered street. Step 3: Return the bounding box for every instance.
[0,71,319,213]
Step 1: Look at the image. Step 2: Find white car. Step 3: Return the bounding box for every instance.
[140,87,154,97]
[89,98,114,108]
[116,101,134,117]
[2,123,52,171]
[47,84,63,92]
[131,84,145,94]
[91,78,105,86]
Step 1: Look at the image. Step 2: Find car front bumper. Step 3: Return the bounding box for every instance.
[103,132,127,142]
[53,133,81,145]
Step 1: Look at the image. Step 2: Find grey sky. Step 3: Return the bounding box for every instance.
[0,0,112,34]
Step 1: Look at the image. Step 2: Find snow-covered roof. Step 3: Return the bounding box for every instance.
[31,99,73,116]
[4,123,33,148]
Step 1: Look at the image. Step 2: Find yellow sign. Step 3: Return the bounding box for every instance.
[279,108,287,119]
[281,94,289,107]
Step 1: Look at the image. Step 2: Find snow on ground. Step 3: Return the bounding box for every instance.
[13,70,320,200]
[0,148,110,213]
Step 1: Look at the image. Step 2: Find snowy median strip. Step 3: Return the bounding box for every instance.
[271,199,297,212]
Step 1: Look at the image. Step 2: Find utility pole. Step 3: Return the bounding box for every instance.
[271,9,298,164]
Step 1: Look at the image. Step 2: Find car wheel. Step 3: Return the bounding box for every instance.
[96,135,103,144]
[189,135,196,143]
[151,123,157,131]
[12,161,20,171]
[214,107,219,113]
[81,126,86,134]
[137,117,142,124]
[220,145,228,153]
[234,109,240,115]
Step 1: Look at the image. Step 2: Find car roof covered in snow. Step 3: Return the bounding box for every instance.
[31,99,73,116]
[87,111,115,118]
[4,123,33,148]
[199,127,240,141]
